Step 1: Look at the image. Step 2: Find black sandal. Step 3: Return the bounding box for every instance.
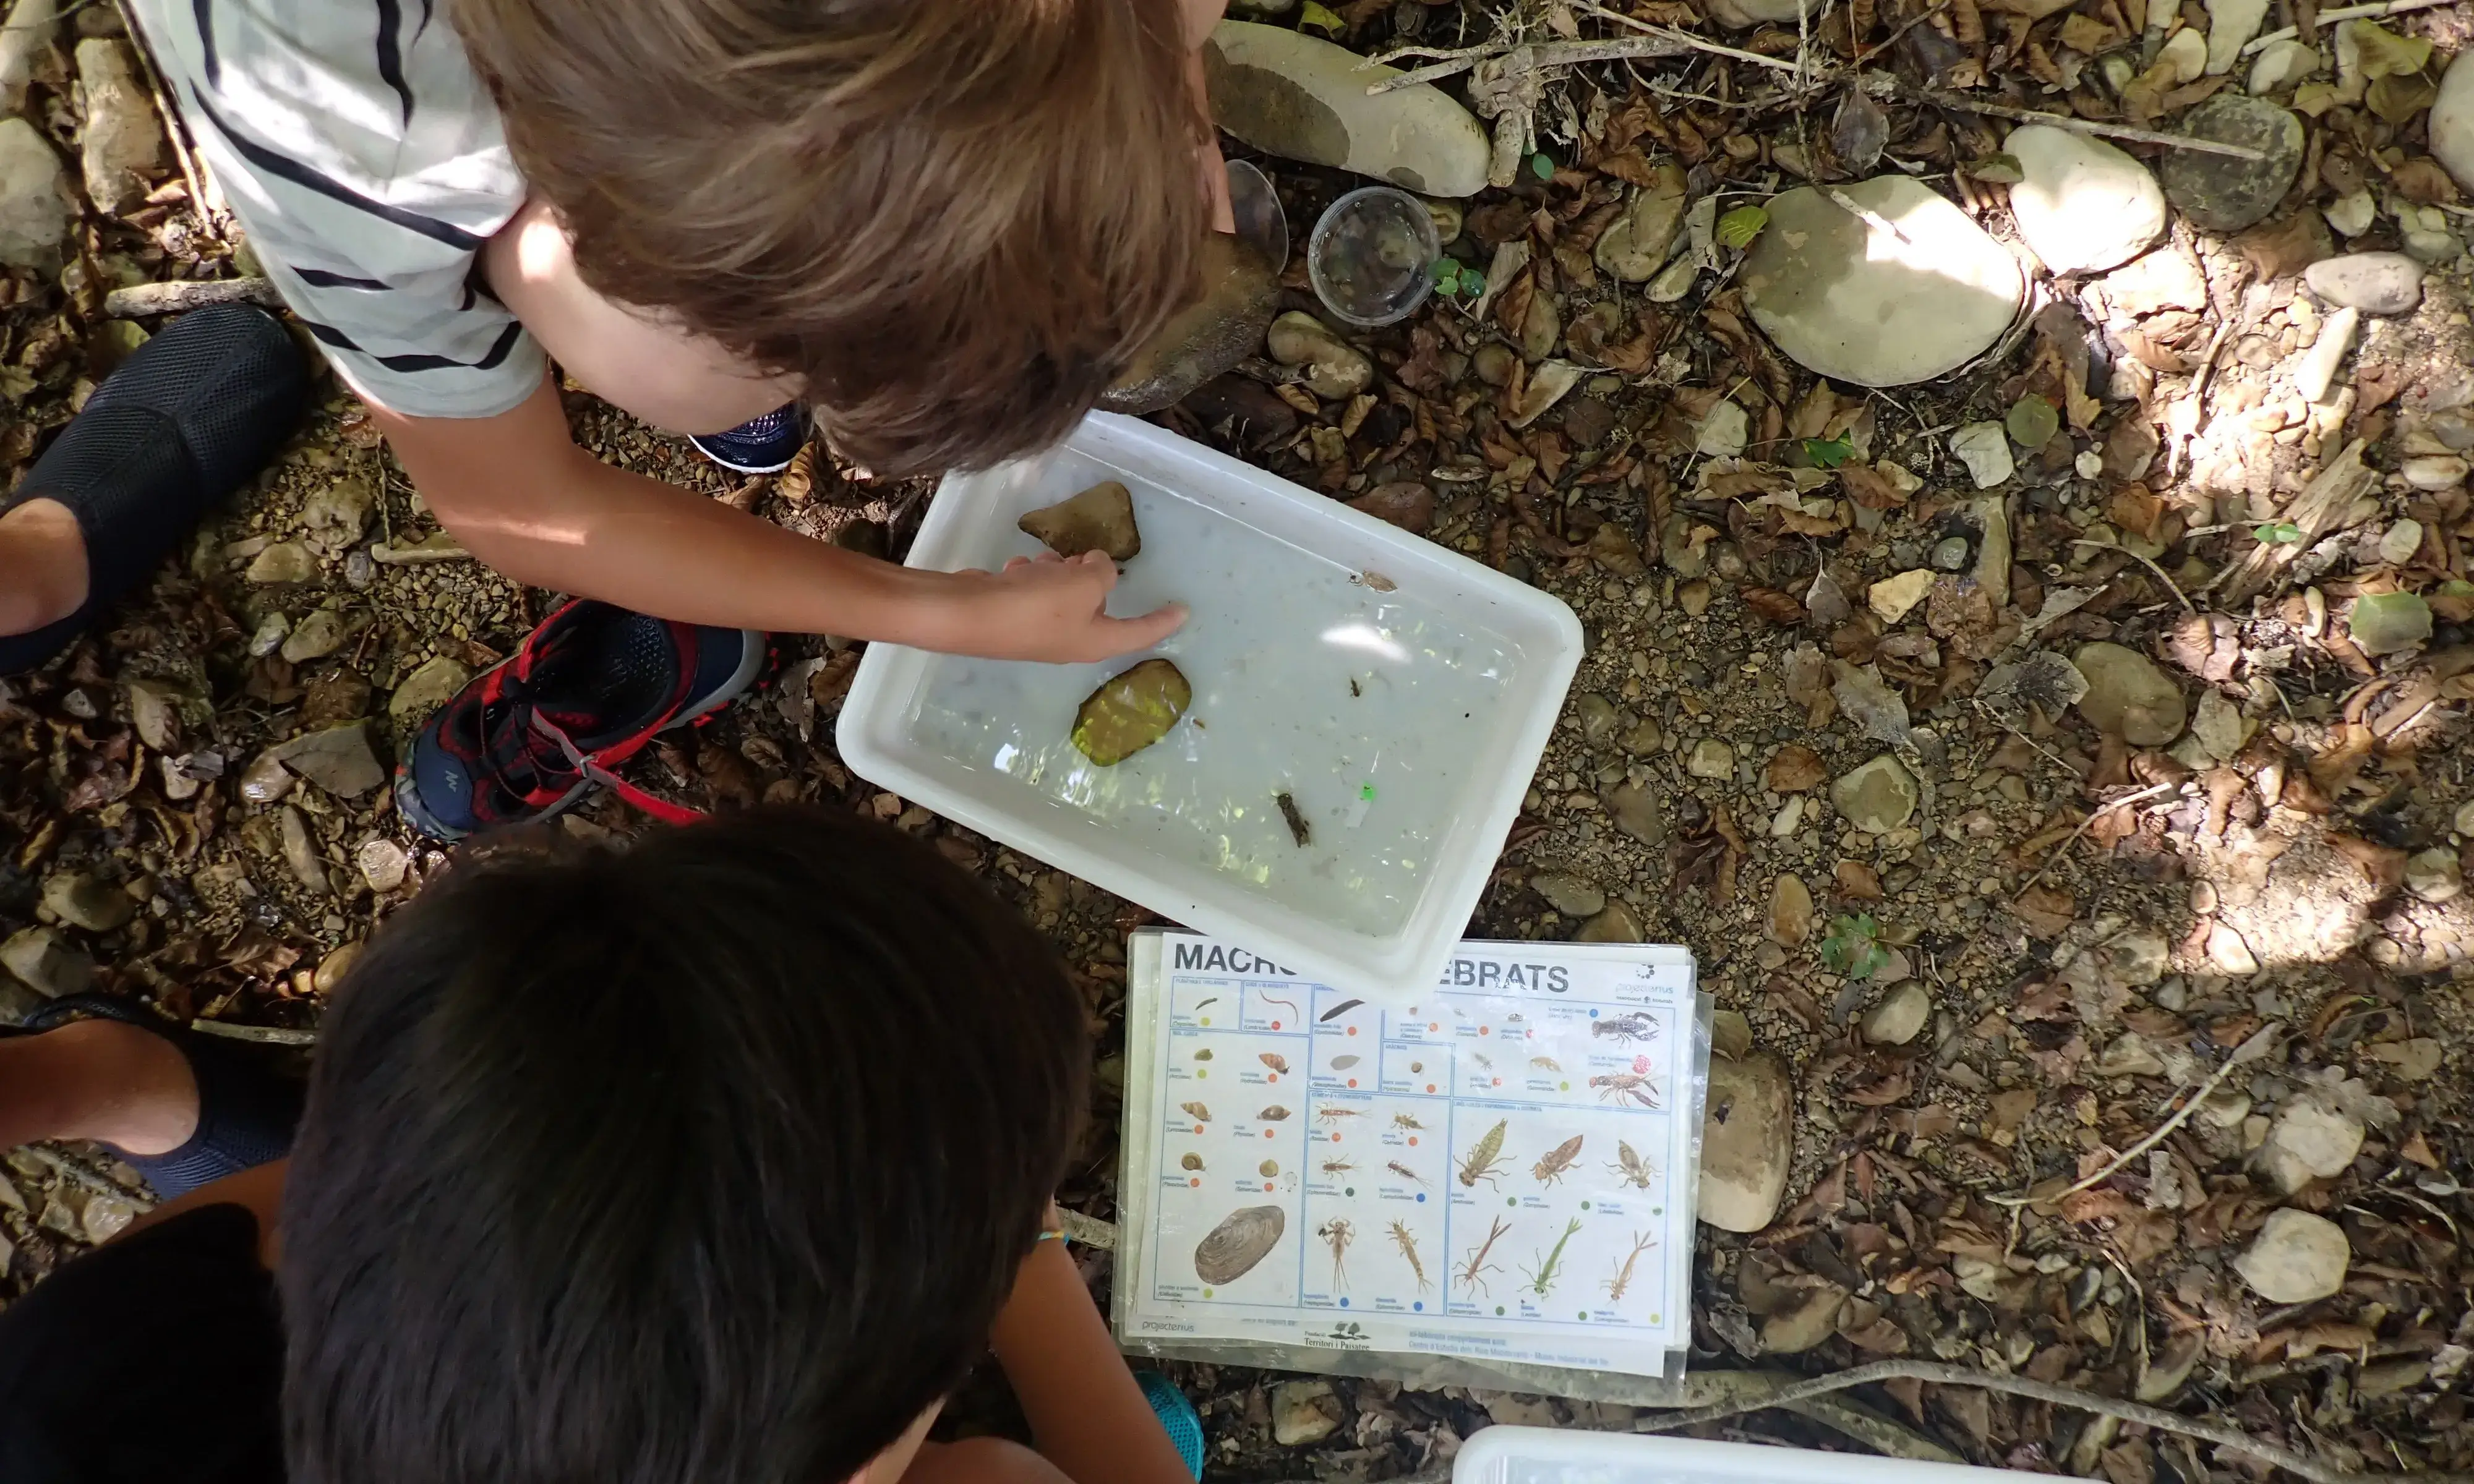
[0,302,307,675]
[9,994,306,1200]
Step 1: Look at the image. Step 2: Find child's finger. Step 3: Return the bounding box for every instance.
[1095,601,1188,651]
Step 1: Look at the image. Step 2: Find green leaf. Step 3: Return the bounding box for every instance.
[1802,433,1854,469]
[1530,151,1556,181]
[1714,205,1768,250]
[2254,521,2304,545]
[1298,0,1344,33]
[1969,152,2024,184]
[2005,393,2059,450]
[1820,913,1888,977]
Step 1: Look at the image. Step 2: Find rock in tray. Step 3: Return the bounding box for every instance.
[1071,658,1191,767]
[1020,480,1141,561]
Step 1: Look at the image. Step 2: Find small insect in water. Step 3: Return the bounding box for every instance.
[1392,1112,1426,1131]
[1353,569,1397,592]
[1330,1054,1359,1070]
[1192,1048,1212,1062]
[1389,1221,1431,1293]
[1522,1217,1582,1299]
[1591,1012,1658,1044]
[1322,1157,1356,1175]
[1317,1217,1355,1290]
[1259,1052,1290,1075]
[1457,1119,1512,1188]
[1386,1159,1427,1186]
[1181,1153,1203,1171]
[1319,999,1363,1022]
[1607,1140,1658,1190]
[1530,1134,1584,1187]
[1275,791,1311,847]
[1259,1159,1279,1177]
[1589,1071,1661,1109]
[1456,1216,1512,1297]
[1259,1105,1291,1121]
[1315,1106,1363,1122]
[1603,1230,1658,1303]
[1530,1055,1562,1073]
[1180,1102,1211,1123]
[1348,678,1362,698]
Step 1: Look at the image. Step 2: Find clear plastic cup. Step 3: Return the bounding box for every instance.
[1225,158,1288,270]
[1306,186,1440,328]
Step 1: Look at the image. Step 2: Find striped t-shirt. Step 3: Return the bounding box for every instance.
[126,0,544,419]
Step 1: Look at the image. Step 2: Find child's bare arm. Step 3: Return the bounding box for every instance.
[988,1237,1195,1484]
[371,379,1186,662]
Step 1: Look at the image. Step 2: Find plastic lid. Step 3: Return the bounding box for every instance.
[1307,186,1440,328]
[1225,158,1288,271]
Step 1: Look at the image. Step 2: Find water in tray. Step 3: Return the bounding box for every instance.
[908,464,1520,940]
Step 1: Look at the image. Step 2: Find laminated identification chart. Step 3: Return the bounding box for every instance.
[1118,933,1701,1379]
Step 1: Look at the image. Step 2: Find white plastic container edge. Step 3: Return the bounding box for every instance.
[1455,1426,2024,1484]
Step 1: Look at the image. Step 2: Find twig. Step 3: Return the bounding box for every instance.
[1636,1357,2355,1484]
[1371,32,1797,93]
[189,1019,318,1046]
[2008,780,2180,899]
[1056,1208,1118,1249]
[1901,84,2271,160]
[105,276,281,317]
[2069,538,2194,613]
[1987,1021,2284,1209]
[2239,0,2453,53]
[1823,186,1912,245]
[1851,0,1952,65]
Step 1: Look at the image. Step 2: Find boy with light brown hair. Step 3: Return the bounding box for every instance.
[2,0,1237,832]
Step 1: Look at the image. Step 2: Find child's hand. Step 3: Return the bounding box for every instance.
[941,550,1187,663]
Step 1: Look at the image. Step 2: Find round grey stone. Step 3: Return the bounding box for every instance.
[2160,95,2303,232]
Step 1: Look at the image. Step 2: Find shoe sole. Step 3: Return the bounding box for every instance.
[393,628,773,842]
[689,438,800,475]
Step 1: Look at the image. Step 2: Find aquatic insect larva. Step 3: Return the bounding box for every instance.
[1317,1217,1355,1289]
[1392,1112,1426,1131]
[1259,1105,1291,1120]
[1260,1053,1290,1075]
[1530,1134,1583,1187]
[1387,1160,1427,1186]
[1322,1157,1356,1175]
[1607,1140,1657,1190]
[1457,1119,1511,1188]
[1604,1231,1657,1303]
[1275,791,1311,847]
[1530,1056,1562,1072]
[1522,1218,1582,1298]
[1457,1216,1512,1297]
[1180,1102,1211,1122]
[1315,1106,1363,1122]
[1389,1221,1431,1293]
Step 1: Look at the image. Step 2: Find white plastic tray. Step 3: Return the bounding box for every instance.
[1456,1427,2021,1484]
[836,413,1582,1001]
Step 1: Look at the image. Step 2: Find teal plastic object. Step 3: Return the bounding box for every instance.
[1136,1370,1205,1480]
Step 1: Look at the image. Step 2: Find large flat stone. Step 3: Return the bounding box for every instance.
[1205,22,1490,198]
[1741,176,2022,386]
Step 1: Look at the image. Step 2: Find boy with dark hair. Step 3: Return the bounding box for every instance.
[0,806,1198,1484]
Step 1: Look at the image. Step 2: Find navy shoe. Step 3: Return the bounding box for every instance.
[0,303,307,674]
[688,403,810,475]
[394,599,768,840]
[11,993,305,1200]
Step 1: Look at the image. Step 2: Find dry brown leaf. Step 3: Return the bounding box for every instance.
[1741,587,1809,625]
[2011,884,2077,938]
[1766,744,1827,792]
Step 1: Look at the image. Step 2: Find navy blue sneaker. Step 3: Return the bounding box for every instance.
[0,303,307,674]
[393,599,768,840]
[689,403,810,475]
